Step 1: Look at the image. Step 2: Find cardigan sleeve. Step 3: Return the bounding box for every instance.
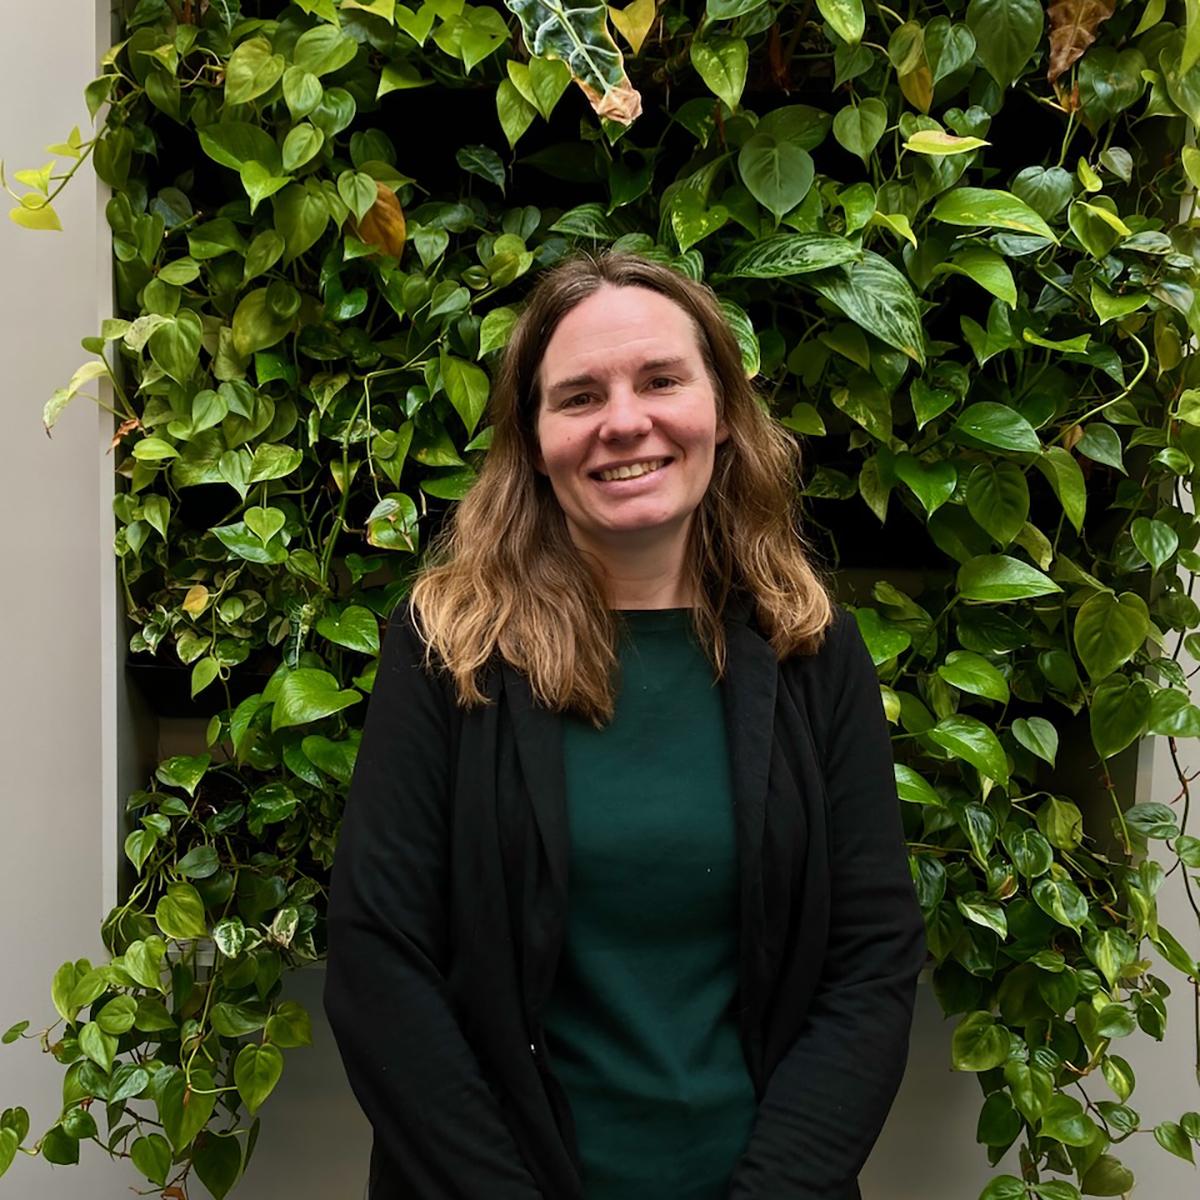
[727,606,927,1199]
[323,608,544,1199]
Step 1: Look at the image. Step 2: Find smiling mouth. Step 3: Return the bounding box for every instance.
[592,458,671,482]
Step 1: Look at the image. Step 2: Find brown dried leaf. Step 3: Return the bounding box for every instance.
[1046,0,1116,85]
[352,182,406,259]
[1052,77,1082,112]
[108,415,140,452]
[576,77,643,125]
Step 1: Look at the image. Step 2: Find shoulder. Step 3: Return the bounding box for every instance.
[780,601,854,675]
[378,600,457,704]
[381,599,498,712]
[382,598,428,662]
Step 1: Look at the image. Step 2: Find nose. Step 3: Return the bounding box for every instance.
[598,383,652,442]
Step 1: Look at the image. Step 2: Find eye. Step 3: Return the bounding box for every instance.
[559,392,594,409]
[647,376,679,390]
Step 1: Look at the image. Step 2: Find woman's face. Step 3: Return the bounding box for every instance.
[533,284,729,558]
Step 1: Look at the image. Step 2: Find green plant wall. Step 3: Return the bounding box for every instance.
[2,0,1200,1196]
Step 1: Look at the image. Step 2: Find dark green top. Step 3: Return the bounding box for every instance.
[543,609,757,1199]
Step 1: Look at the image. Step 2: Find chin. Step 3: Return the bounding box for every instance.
[595,511,687,537]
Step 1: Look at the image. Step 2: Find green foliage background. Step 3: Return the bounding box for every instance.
[3,0,1200,1195]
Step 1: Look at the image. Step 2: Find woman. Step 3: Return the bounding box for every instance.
[324,251,926,1200]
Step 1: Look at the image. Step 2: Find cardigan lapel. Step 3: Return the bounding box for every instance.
[722,611,777,1078]
[500,662,569,911]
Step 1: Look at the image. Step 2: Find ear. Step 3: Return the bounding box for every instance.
[533,448,548,475]
[715,417,730,446]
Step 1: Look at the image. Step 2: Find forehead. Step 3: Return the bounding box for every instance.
[538,285,704,387]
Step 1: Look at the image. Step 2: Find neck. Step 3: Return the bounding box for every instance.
[568,519,695,610]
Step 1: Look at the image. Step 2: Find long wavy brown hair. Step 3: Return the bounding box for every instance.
[410,251,834,724]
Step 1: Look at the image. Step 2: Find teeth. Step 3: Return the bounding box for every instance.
[598,459,665,482]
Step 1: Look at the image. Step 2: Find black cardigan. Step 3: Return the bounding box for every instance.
[324,599,927,1199]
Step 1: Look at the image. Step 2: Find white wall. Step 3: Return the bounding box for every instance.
[0,2,131,1194]
[0,5,1195,1198]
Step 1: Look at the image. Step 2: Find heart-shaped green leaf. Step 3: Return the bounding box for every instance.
[670,190,729,251]
[690,35,748,111]
[1089,673,1151,759]
[316,605,381,655]
[131,1133,172,1186]
[737,132,814,221]
[1032,878,1089,930]
[193,1131,244,1200]
[1034,447,1086,532]
[1130,516,1178,573]
[271,668,362,731]
[930,714,1010,783]
[937,650,1009,703]
[243,505,286,545]
[1001,824,1053,877]
[234,1043,283,1115]
[158,1067,216,1151]
[440,353,490,436]
[225,37,286,105]
[816,0,865,44]
[852,606,911,664]
[1011,716,1058,765]
[1073,590,1148,680]
[952,1010,1010,1071]
[952,401,1042,452]
[932,186,1057,241]
[833,98,887,162]
[957,554,1060,602]
[925,16,976,83]
[894,454,957,515]
[965,0,1044,89]
[1147,687,1200,737]
[154,882,209,940]
[965,461,1028,546]
[148,309,202,384]
[1010,165,1074,220]
[895,763,944,806]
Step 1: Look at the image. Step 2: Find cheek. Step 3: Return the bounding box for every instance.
[535,422,582,478]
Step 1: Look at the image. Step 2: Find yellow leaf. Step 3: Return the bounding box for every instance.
[46,127,83,158]
[342,0,395,19]
[505,59,537,108]
[66,360,108,398]
[9,202,61,231]
[1079,201,1132,236]
[609,0,657,56]
[182,584,210,616]
[14,160,55,193]
[898,63,933,113]
[1076,157,1103,191]
[1133,0,1165,37]
[871,211,918,247]
[904,131,989,156]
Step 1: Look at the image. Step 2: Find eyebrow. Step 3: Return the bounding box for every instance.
[544,356,692,396]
